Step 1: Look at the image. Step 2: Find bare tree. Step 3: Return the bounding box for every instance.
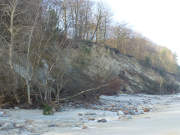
[25,4,41,104]
[91,3,102,41]
[62,0,68,36]
[7,0,18,69]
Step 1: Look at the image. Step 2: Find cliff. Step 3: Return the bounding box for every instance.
[0,41,180,106]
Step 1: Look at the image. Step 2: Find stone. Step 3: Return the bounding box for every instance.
[118,116,123,120]
[137,109,144,114]
[117,110,124,115]
[123,110,129,115]
[92,107,98,110]
[82,125,88,129]
[106,107,114,111]
[0,111,9,117]
[14,107,20,110]
[126,115,132,120]
[88,118,95,121]
[128,110,136,115]
[78,113,83,116]
[84,113,96,116]
[97,119,107,123]
[14,123,25,128]
[144,108,150,112]
[48,124,57,127]
[0,122,15,130]
[144,116,151,119]
[0,112,4,117]
[111,104,116,107]
[79,118,83,121]
[25,120,34,125]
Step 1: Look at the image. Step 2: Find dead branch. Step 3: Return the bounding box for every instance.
[55,83,109,103]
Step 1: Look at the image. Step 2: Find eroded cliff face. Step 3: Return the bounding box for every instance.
[54,43,180,97]
[1,42,180,105]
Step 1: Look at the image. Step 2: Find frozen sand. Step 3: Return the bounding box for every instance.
[1,94,180,135]
[46,104,180,135]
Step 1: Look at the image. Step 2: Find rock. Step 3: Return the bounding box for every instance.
[144,108,150,112]
[118,116,122,120]
[0,122,15,130]
[123,110,129,115]
[0,112,4,117]
[134,111,143,115]
[29,128,37,133]
[48,124,57,127]
[92,107,98,110]
[144,116,151,119]
[0,111,9,117]
[137,109,144,114]
[78,113,83,116]
[126,115,132,120]
[25,120,34,125]
[117,110,124,115]
[106,107,114,111]
[79,118,83,121]
[97,119,107,123]
[85,112,96,116]
[82,125,88,129]
[14,107,20,110]
[111,104,116,107]
[88,118,95,121]
[14,123,25,128]
[129,110,136,115]
[52,107,56,113]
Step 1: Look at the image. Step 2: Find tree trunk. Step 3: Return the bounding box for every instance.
[26,80,31,104]
[9,0,18,69]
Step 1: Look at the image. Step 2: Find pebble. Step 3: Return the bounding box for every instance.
[82,125,88,129]
[129,110,136,115]
[123,110,129,115]
[25,120,34,125]
[97,119,107,123]
[14,123,24,128]
[137,109,144,114]
[14,107,20,110]
[0,122,15,130]
[78,113,83,116]
[0,112,4,117]
[88,118,95,121]
[127,115,132,119]
[48,124,57,127]
[144,108,150,112]
[85,113,96,116]
[117,110,124,115]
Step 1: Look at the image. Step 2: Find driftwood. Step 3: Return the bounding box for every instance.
[54,83,109,103]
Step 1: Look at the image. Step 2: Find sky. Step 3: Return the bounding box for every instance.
[101,0,180,64]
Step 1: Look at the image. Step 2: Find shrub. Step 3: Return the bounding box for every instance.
[144,56,152,67]
[42,104,54,115]
[80,45,91,54]
[163,81,179,94]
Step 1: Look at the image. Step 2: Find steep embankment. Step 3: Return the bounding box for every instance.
[57,42,180,97]
[1,41,180,106]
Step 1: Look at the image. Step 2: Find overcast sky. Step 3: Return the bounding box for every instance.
[101,0,180,64]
